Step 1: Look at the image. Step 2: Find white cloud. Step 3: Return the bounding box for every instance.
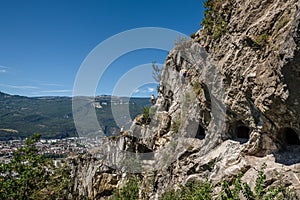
[15,85,38,89]
[134,89,140,93]
[42,83,64,87]
[147,87,155,93]
[0,84,38,90]
[133,87,156,95]
[0,65,9,73]
[41,90,72,93]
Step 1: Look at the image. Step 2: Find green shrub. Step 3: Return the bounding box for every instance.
[212,20,228,40]
[141,106,151,125]
[253,33,270,46]
[193,82,202,96]
[112,177,139,200]
[171,120,181,133]
[201,0,229,40]
[161,168,298,200]
[161,181,213,200]
[220,169,292,200]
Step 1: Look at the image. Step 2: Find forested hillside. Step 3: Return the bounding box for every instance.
[0,92,150,139]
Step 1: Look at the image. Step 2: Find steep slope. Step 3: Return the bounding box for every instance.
[69,0,300,199]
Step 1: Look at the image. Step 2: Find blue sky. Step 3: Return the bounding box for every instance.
[0,0,204,97]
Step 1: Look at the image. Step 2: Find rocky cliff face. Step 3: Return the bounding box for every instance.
[194,0,300,156]
[70,0,300,199]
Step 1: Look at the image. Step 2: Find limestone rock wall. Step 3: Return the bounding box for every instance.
[193,0,300,155]
[70,0,300,199]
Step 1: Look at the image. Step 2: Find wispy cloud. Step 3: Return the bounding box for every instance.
[134,89,140,93]
[41,90,72,93]
[0,65,9,73]
[42,83,64,87]
[0,84,38,89]
[133,87,155,94]
[147,87,155,93]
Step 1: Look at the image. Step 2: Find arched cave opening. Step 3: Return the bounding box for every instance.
[236,126,250,139]
[280,127,300,145]
[233,122,250,144]
[195,124,206,139]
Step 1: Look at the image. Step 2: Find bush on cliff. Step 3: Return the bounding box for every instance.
[112,177,139,200]
[161,168,298,200]
[0,134,72,200]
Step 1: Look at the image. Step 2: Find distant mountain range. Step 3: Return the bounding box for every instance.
[0,92,150,140]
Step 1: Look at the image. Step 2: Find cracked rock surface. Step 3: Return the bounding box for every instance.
[69,0,300,199]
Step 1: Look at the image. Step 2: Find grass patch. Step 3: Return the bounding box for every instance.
[193,82,202,96]
[253,33,270,47]
[171,119,181,133]
[275,17,290,32]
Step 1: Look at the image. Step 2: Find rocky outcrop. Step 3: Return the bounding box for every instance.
[193,0,300,156]
[68,154,122,199]
[70,0,300,199]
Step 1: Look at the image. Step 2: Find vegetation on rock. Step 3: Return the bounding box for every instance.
[152,61,162,82]
[161,168,298,200]
[162,180,212,200]
[201,0,230,40]
[0,134,72,200]
[112,177,139,200]
[141,106,151,125]
[171,119,181,133]
[193,82,202,96]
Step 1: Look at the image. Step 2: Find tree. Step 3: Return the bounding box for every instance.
[0,134,72,200]
[174,36,190,50]
[152,61,162,82]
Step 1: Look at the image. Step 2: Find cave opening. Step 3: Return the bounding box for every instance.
[195,124,206,139]
[280,127,300,145]
[233,122,250,144]
[236,126,250,139]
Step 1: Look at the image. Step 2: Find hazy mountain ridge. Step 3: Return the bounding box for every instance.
[0,92,150,140]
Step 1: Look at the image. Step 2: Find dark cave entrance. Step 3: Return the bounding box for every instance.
[233,122,250,144]
[280,127,300,145]
[195,124,206,139]
[236,126,250,139]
